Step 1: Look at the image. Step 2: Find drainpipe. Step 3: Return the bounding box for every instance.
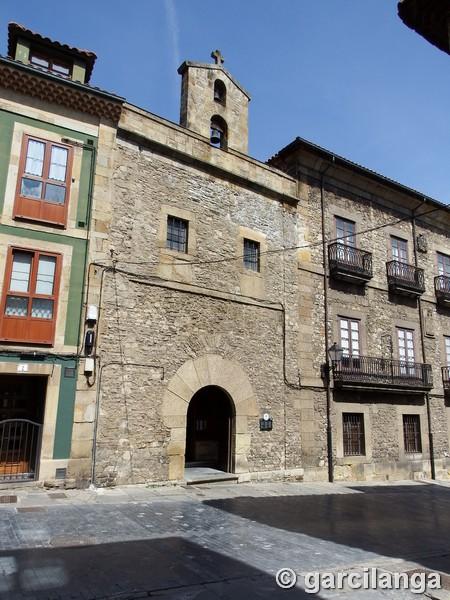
[412,200,435,480]
[320,158,335,483]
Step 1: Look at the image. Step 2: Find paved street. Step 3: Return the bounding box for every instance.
[1,480,450,599]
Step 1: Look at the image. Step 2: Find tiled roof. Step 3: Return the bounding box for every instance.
[0,55,124,122]
[268,136,449,212]
[8,22,97,83]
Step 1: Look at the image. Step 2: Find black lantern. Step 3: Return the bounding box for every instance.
[328,342,343,364]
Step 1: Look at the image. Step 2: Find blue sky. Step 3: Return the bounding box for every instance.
[1,1,450,203]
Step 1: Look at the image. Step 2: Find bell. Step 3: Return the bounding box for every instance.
[214,88,221,101]
[210,127,222,145]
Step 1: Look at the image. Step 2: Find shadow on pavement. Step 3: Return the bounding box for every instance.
[204,483,450,576]
[0,536,316,599]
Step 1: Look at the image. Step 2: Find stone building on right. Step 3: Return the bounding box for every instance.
[270,138,450,481]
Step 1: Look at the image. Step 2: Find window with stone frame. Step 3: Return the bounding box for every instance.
[397,328,416,376]
[339,317,361,370]
[243,238,260,272]
[437,252,450,277]
[166,215,189,253]
[391,236,408,263]
[445,336,450,366]
[403,414,422,454]
[0,247,61,345]
[14,135,73,227]
[343,413,365,456]
[335,216,356,247]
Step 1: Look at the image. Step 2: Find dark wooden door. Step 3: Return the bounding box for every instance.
[185,386,233,472]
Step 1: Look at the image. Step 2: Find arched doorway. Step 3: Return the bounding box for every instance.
[185,386,234,472]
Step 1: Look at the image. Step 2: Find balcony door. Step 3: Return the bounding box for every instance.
[335,217,356,264]
[339,318,360,370]
[445,337,450,367]
[438,253,450,277]
[391,237,408,263]
[397,328,416,377]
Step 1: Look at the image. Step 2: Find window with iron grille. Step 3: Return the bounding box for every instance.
[343,413,365,456]
[403,414,422,453]
[243,238,260,272]
[166,216,188,253]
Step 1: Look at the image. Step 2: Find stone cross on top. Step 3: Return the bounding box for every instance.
[211,49,224,66]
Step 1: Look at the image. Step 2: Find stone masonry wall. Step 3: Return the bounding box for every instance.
[272,150,450,482]
[93,113,306,485]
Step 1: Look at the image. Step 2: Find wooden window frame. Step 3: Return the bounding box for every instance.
[391,236,408,263]
[14,134,73,228]
[437,252,450,277]
[335,216,356,247]
[29,51,72,78]
[339,317,361,370]
[444,336,450,367]
[0,247,62,346]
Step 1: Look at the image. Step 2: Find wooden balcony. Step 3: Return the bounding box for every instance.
[386,260,425,297]
[328,243,373,284]
[435,276,450,307]
[443,367,450,395]
[332,355,433,392]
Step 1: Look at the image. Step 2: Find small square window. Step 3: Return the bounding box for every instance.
[243,238,260,272]
[166,216,188,253]
[343,413,365,456]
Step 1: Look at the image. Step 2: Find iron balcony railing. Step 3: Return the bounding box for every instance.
[328,243,373,283]
[386,260,425,296]
[435,275,450,306]
[442,367,450,394]
[332,355,433,390]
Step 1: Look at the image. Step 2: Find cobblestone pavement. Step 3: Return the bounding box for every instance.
[0,480,450,599]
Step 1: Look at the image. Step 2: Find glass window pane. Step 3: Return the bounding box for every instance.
[35,256,56,295]
[25,139,45,177]
[21,177,42,199]
[30,55,49,68]
[44,183,66,204]
[5,296,28,317]
[52,62,70,76]
[31,298,54,319]
[10,252,32,292]
[243,238,260,272]
[49,146,68,181]
[167,216,188,253]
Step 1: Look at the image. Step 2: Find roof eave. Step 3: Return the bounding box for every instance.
[269,136,449,213]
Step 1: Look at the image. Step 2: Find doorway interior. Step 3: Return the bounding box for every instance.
[0,374,47,482]
[185,385,234,473]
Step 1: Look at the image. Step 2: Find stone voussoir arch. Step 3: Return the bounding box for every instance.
[162,353,258,480]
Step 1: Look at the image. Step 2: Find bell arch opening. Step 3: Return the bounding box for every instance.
[185,385,235,472]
